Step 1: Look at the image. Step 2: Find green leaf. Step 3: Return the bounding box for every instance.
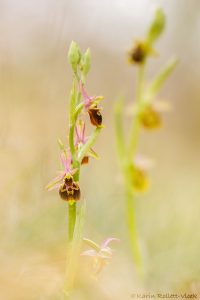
[148,57,178,97]
[69,79,76,121]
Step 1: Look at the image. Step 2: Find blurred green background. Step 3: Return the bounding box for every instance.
[0,0,200,299]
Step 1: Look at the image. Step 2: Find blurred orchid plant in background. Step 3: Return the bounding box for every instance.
[115,8,178,276]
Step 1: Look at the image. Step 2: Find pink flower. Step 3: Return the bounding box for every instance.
[46,151,77,191]
[81,237,119,275]
[79,81,103,127]
[75,120,99,163]
[75,120,86,146]
[79,81,100,110]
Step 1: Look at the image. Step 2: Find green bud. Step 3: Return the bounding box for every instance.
[68,41,81,73]
[147,8,165,45]
[80,48,91,82]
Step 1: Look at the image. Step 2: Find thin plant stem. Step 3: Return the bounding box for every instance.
[126,65,145,273]
[125,184,143,275]
[63,204,86,299]
[115,65,146,275]
[68,84,82,242]
[128,65,145,158]
[68,203,77,242]
[114,97,126,160]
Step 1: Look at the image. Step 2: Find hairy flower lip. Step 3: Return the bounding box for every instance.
[128,41,148,64]
[59,181,81,202]
[88,107,102,127]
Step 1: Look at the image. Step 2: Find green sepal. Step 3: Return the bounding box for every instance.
[57,138,65,151]
[88,148,99,160]
[83,238,100,252]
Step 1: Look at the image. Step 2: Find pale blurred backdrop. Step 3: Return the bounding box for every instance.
[0,0,200,299]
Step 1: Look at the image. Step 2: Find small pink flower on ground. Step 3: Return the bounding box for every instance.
[81,237,119,275]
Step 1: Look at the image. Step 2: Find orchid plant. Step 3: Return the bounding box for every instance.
[46,41,103,241]
[46,42,118,298]
[115,9,178,276]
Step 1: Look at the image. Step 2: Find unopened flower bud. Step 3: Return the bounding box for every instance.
[147,8,165,46]
[80,48,91,81]
[68,41,81,73]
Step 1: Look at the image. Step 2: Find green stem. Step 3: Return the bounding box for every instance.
[68,203,77,242]
[125,185,143,275]
[128,65,145,158]
[114,97,126,160]
[63,204,85,299]
[125,65,145,275]
[69,122,76,159]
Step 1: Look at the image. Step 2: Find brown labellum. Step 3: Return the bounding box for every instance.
[88,106,102,127]
[129,42,146,64]
[59,181,81,202]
